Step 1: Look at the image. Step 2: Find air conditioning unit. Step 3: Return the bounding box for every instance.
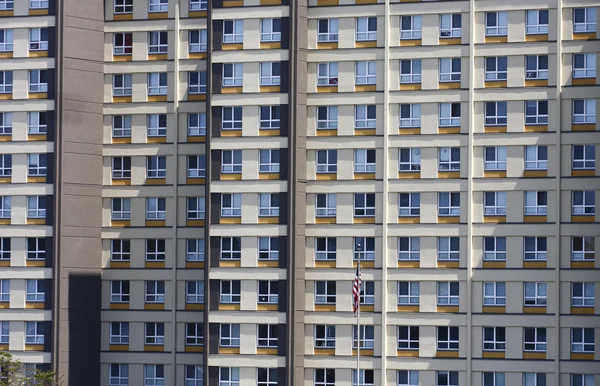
[526,72,537,79]
[441,31,451,37]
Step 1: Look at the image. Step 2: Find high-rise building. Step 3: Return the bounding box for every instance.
[0,0,598,385]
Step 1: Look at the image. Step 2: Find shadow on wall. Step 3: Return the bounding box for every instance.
[68,274,101,386]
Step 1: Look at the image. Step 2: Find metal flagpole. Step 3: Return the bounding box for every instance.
[356,259,360,386]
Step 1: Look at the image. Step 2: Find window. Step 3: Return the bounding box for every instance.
[188,113,206,136]
[112,157,130,179]
[148,73,167,95]
[259,149,280,173]
[257,324,278,348]
[187,155,206,178]
[439,103,461,127]
[573,191,595,215]
[483,282,506,306]
[573,145,596,170]
[437,282,459,305]
[354,62,377,86]
[484,146,507,171]
[114,0,132,13]
[525,146,548,170]
[439,148,460,171]
[111,198,130,220]
[400,15,422,40]
[112,115,132,138]
[25,322,44,344]
[27,196,46,218]
[147,114,167,137]
[437,372,459,386]
[111,281,129,303]
[187,197,205,220]
[400,59,421,83]
[485,102,507,126]
[483,373,505,386]
[572,236,594,261]
[186,281,204,304]
[0,154,10,177]
[398,193,420,217]
[0,112,11,135]
[573,8,596,33]
[315,281,336,304]
[485,57,508,81]
[259,193,280,217]
[352,370,374,386]
[360,280,375,305]
[187,239,204,262]
[484,192,507,216]
[524,237,547,261]
[523,374,546,386]
[260,106,280,129]
[317,63,338,86]
[109,365,128,386]
[572,282,595,307]
[439,58,461,82]
[483,327,506,351]
[258,237,279,261]
[221,193,241,217]
[149,0,168,12]
[440,14,461,38]
[145,281,165,303]
[258,368,277,386]
[146,239,166,262]
[526,55,549,80]
[398,326,419,350]
[316,194,336,217]
[222,63,242,87]
[438,237,459,261]
[189,30,207,52]
[0,280,8,302]
[189,71,207,94]
[353,325,374,349]
[398,281,419,305]
[317,19,338,42]
[26,280,44,302]
[185,366,203,386]
[0,196,10,219]
[573,99,596,124]
[0,238,9,260]
[486,12,508,36]
[526,10,549,35]
[220,367,240,386]
[222,107,242,130]
[525,100,548,124]
[220,324,240,347]
[147,156,166,179]
[354,193,375,217]
[223,20,243,43]
[29,70,48,93]
[144,365,164,386]
[113,74,132,96]
[186,323,204,346]
[573,53,596,79]
[317,106,338,129]
[314,369,335,386]
[314,325,335,348]
[399,148,421,172]
[315,237,336,261]
[29,28,48,51]
[437,326,459,351]
[316,150,337,174]
[524,191,547,215]
[524,327,547,352]
[110,239,130,262]
[356,17,377,41]
[110,322,129,345]
[571,374,595,386]
[524,282,547,307]
[258,280,278,304]
[0,71,12,94]
[113,33,133,56]
[439,192,460,216]
[221,237,241,260]
[261,19,281,42]
[398,237,419,261]
[148,31,168,54]
[572,328,594,352]
[146,197,166,220]
[484,237,506,261]
[189,0,207,11]
[399,104,421,128]
[355,105,376,128]
[398,371,419,386]
[0,29,13,52]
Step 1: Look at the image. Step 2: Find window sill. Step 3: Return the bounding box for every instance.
[485,35,508,43]
[185,303,204,311]
[399,83,421,91]
[482,306,505,313]
[571,306,594,315]
[525,34,548,42]
[400,39,422,47]
[572,124,596,132]
[482,351,505,359]
[220,260,241,268]
[573,32,596,41]
[436,350,459,358]
[113,13,133,21]
[110,261,130,269]
[522,351,546,360]
[397,349,419,357]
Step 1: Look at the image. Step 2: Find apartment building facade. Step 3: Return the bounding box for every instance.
[0,0,599,385]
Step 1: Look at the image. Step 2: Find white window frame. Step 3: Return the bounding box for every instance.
[317,106,338,129]
[0,238,10,260]
[526,10,549,35]
[485,56,508,81]
[437,282,459,305]
[398,281,419,305]
[572,236,594,261]
[355,61,376,85]
[573,8,597,33]
[148,0,168,13]
[316,149,337,174]
[114,0,132,14]
[438,192,460,216]
[188,113,206,136]
[354,237,375,262]
[440,14,461,38]
[258,280,278,304]
[482,373,505,386]
[525,100,549,125]
[314,325,336,348]
[400,15,422,40]
[26,279,44,302]
[222,106,242,130]
[27,196,46,219]
[110,239,130,262]
[109,364,128,386]
[187,196,205,220]
[187,155,206,178]
[109,322,129,345]
[219,367,240,386]
[148,31,168,54]
[354,193,375,217]
[397,326,419,351]
[484,101,508,126]
[524,282,547,306]
[398,193,420,217]
[483,237,506,261]
[484,146,507,171]
[145,281,165,304]
[186,323,204,347]
[483,282,506,306]
[399,104,421,128]
[483,326,506,352]
[111,198,130,220]
[572,190,595,215]
[0,71,12,94]
[354,149,376,173]
[189,29,207,53]
[186,281,204,304]
[220,324,241,347]
[186,239,204,262]
[438,147,460,171]
[110,280,129,303]
[525,145,548,170]
[356,17,377,41]
[223,63,243,87]
[260,106,280,129]
[258,237,279,261]
[316,193,336,217]
[25,322,44,345]
[220,237,241,260]
[112,115,132,138]
[146,197,166,220]
[485,11,508,36]
[398,370,419,386]
[0,112,12,135]
[221,193,241,217]
[146,239,166,262]
[0,154,10,177]
[439,103,461,127]
[484,191,507,216]
[439,58,461,82]
[524,236,547,261]
[353,325,375,349]
[571,328,595,353]
[400,59,421,84]
[315,237,336,261]
[524,191,547,215]
[438,237,459,261]
[523,373,546,386]
[0,197,10,219]
[315,281,336,304]
[259,149,280,174]
[259,193,280,217]
[437,327,459,351]
[260,19,281,42]
[0,280,8,302]
[189,71,207,94]
[572,282,595,307]
[317,62,338,86]
[29,70,48,93]
[571,374,595,386]
[27,154,47,177]
[144,365,164,386]
[573,53,596,79]
[0,30,13,53]
[29,28,48,51]
[524,327,547,352]
[148,72,167,96]
[573,99,596,124]
[189,0,207,11]
[572,145,595,170]
[113,74,132,96]
[147,156,166,178]
[147,114,167,137]
[26,237,46,261]
[257,324,278,348]
[317,19,338,42]
[526,55,549,80]
[398,237,419,261]
[399,148,421,172]
[113,32,132,56]
[223,20,243,44]
[314,369,335,386]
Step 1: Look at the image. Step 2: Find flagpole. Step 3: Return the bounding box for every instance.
[356,259,360,386]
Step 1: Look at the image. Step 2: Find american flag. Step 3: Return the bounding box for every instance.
[352,263,362,313]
